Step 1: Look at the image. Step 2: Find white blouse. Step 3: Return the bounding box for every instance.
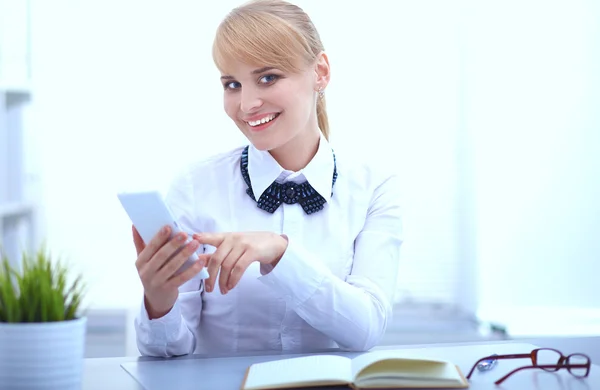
[134,133,403,357]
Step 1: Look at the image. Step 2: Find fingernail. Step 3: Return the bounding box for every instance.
[177,233,186,242]
[162,226,170,235]
[189,241,199,250]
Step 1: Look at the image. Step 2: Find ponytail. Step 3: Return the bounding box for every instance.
[317,95,329,140]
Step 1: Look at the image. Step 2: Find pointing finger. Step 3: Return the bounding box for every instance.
[194,232,227,247]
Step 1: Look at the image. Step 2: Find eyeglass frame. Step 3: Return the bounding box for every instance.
[466,347,591,385]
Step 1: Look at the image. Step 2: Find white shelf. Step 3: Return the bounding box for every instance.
[0,0,33,97]
[0,79,32,96]
[0,0,35,267]
[0,201,33,219]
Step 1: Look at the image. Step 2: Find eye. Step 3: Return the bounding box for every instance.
[223,81,241,90]
[259,74,279,84]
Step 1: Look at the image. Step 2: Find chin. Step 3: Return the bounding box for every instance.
[236,115,296,152]
[247,138,280,152]
[239,129,283,153]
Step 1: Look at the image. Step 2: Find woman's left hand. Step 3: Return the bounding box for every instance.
[193,231,288,294]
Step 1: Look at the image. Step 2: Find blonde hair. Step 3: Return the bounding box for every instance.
[212,0,330,140]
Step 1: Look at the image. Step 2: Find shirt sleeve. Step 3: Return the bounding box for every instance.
[134,168,204,357]
[258,173,403,351]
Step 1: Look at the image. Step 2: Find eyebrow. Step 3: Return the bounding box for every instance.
[220,67,277,81]
[252,66,276,74]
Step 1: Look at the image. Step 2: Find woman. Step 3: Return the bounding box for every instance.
[133,0,403,357]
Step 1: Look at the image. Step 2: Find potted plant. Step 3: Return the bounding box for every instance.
[0,246,87,389]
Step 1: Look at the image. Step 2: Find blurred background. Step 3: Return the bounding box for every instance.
[1,0,598,357]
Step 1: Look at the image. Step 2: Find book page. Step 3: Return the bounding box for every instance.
[243,355,352,390]
[350,350,427,377]
[351,351,462,385]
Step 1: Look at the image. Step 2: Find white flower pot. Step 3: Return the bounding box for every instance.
[0,317,87,389]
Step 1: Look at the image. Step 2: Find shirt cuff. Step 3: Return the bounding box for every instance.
[258,236,331,306]
[138,300,183,344]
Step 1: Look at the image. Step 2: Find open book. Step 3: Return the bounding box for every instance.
[241,351,469,389]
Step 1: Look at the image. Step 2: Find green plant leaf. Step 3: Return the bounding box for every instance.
[0,246,87,323]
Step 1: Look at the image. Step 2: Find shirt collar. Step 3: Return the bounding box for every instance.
[247,132,335,202]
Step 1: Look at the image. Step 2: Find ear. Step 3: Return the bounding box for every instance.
[314,51,331,92]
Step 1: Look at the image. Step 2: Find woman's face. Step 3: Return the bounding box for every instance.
[220,58,324,152]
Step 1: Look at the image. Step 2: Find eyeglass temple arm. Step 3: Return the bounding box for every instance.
[466,354,532,378]
[494,364,590,385]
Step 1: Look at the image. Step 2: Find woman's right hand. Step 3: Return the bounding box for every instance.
[132,225,205,319]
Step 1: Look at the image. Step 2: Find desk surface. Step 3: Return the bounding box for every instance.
[83,336,600,390]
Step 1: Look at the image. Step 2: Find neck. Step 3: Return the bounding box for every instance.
[269,127,321,172]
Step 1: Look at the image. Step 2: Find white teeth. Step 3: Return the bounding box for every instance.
[248,114,277,127]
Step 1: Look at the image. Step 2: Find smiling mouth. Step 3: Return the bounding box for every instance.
[246,113,280,127]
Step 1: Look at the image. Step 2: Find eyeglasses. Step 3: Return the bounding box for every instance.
[466,348,591,385]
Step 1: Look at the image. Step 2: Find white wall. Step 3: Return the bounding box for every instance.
[464,0,600,334]
[28,1,243,309]
[24,0,600,335]
[27,0,470,311]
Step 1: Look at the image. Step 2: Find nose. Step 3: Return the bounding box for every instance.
[240,86,262,114]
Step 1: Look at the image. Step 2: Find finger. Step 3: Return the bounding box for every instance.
[194,232,227,248]
[132,225,145,255]
[144,231,188,274]
[135,225,171,269]
[218,245,246,294]
[155,239,200,283]
[197,253,211,264]
[205,240,233,293]
[166,257,208,290]
[225,251,255,291]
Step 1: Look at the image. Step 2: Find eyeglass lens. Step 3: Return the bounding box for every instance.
[567,353,590,377]
[535,348,562,371]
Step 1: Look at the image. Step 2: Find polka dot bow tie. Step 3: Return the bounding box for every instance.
[240,146,338,215]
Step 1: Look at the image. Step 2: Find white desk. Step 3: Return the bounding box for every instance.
[83,336,600,390]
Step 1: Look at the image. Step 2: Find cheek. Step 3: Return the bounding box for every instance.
[223,94,239,120]
[288,92,313,119]
[275,90,305,115]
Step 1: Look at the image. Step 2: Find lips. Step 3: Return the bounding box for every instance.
[245,113,280,127]
[244,112,281,132]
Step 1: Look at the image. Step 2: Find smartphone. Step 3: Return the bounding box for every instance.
[117,190,209,279]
